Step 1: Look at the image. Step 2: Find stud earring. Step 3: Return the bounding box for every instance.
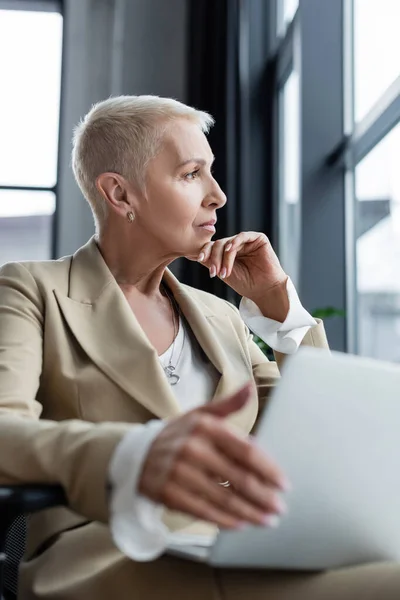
[127,211,135,223]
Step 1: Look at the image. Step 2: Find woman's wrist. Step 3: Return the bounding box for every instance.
[248,279,289,323]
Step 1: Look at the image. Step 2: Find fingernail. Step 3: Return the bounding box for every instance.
[220,267,227,279]
[210,265,216,278]
[274,496,288,515]
[263,514,281,528]
[235,521,247,531]
[279,477,292,493]
[198,252,205,262]
[225,243,232,252]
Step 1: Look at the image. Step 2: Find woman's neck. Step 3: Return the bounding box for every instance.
[97,227,173,297]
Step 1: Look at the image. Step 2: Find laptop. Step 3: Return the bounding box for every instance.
[167,347,400,570]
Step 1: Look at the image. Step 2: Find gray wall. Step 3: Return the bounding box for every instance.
[55,0,188,258]
[121,0,187,100]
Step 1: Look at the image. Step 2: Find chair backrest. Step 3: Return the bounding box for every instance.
[0,485,67,600]
[3,515,26,600]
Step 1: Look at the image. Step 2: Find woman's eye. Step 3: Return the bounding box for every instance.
[184,169,200,181]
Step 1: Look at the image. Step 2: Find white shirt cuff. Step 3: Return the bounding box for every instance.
[239,277,317,355]
[109,419,169,561]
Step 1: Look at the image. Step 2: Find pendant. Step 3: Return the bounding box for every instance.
[164,364,180,386]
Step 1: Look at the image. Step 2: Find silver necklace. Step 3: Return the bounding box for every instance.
[162,284,185,386]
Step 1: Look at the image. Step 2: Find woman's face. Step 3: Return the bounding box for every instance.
[132,118,226,258]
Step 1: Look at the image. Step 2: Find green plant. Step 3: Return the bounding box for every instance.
[311,306,345,319]
[253,336,271,357]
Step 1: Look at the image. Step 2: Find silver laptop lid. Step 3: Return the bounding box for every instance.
[210,348,400,569]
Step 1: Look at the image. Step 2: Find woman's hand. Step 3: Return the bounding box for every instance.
[197,231,290,322]
[138,384,289,530]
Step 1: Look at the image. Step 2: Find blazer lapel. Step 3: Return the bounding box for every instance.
[164,271,257,434]
[54,238,181,420]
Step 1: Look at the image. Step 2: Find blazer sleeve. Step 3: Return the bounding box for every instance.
[0,262,133,524]
[224,300,329,424]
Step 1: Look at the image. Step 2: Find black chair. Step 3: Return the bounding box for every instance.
[0,485,67,600]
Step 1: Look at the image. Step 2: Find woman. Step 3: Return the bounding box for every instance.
[0,95,398,600]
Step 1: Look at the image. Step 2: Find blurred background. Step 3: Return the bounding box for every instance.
[0,0,399,359]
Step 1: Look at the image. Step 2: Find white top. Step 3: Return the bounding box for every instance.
[158,314,221,412]
[109,278,317,561]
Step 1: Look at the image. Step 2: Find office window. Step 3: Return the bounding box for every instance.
[345,0,400,358]
[355,124,400,360]
[278,69,301,285]
[274,0,302,288]
[354,0,400,122]
[268,0,400,351]
[0,6,62,264]
[267,0,400,352]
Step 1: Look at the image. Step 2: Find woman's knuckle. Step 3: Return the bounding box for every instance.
[161,483,178,506]
[196,413,214,433]
[243,442,257,463]
[242,471,256,491]
[189,414,212,438]
[169,458,184,481]
[188,412,205,432]
[261,233,270,244]
[180,437,199,459]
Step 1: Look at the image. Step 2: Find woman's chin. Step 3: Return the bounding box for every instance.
[184,242,211,261]
[180,230,215,261]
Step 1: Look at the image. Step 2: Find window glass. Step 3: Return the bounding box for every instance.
[0,9,63,187]
[283,0,298,26]
[355,123,400,360]
[278,70,301,284]
[277,0,299,34]
[0,190,55,265]
[354,0,400,122]
[0,8,62,264]
[282,71,300,206]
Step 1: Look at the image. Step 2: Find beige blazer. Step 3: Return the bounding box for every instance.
[0,237,329,600]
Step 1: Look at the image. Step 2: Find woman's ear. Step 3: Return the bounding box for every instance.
[96,172,133,217]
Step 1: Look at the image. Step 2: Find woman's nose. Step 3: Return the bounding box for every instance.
[204,181,227,209]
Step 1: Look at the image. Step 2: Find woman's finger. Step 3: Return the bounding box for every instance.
[194,415,289,491]
[171,461,276,526]
[206,239,229,277]
[198,238,236,276]
[179,433,285,515]
[221,235,256,278]
[200,382,252,418]
[224,231,261,255]
[219,244,241,279]
[197,241,214,263]
[214,234,248,279]
[161,481,243,530]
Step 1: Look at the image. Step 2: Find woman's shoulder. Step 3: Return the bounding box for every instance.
[0,254,73,295]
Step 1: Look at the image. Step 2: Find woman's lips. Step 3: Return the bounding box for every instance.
[198,224,216,233]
